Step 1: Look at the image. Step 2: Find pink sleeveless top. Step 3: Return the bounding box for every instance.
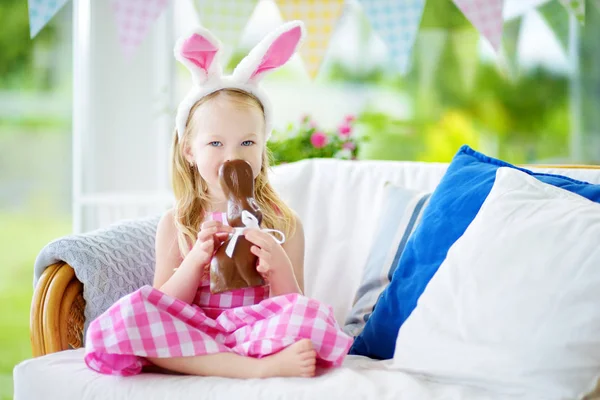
[192,212,270,318]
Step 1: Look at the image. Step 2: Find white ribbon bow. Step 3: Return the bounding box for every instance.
[224,210,286,258]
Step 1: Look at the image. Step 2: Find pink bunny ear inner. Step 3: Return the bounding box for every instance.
[181,33,218,72]
[251,25,302,80]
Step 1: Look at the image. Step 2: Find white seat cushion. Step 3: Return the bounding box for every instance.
[13,348,524,400]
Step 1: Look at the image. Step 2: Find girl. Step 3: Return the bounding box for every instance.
[84,20,353,379]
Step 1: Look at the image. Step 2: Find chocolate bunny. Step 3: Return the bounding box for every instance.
[210,160,266,294]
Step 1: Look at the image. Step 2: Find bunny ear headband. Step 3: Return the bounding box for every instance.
[174,20,306,141]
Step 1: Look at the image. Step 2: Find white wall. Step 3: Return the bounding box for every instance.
[73,0,175,231]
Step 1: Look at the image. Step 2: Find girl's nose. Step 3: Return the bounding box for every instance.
[225,150,241,162]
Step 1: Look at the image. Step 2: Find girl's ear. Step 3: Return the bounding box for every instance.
[181,138,195,165]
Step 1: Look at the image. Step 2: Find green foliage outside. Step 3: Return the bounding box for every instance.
[0,213,71,399]
[350,62,570,164]
[0,0,56,90]
[267,0,582,165]
[0,2,68,398]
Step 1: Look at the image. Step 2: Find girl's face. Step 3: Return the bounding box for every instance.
[184,97,265,203]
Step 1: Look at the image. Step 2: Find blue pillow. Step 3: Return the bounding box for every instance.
[350,145,600,359]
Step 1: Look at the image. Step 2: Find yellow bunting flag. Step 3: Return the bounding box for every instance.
[276,0,346,79]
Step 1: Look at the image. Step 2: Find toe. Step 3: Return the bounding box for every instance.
[300,349,317,360]
[301,365,316,377]
[302,358,316,367]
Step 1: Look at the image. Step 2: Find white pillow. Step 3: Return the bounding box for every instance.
[392,167,600,399]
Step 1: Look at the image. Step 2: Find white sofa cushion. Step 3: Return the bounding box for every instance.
[13,348,527,400]
[392,167,600,399]
[269,159,448,325]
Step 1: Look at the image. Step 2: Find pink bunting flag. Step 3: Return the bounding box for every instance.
[452,0,504,52]
[111,0,170,58]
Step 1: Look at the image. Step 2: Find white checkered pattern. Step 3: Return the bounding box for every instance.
[277,0,346,78]
[358,0,426,75]
[28,0,70,38]
[111,0,169,58]
[453,0,504,52]
[194,0,258,64]
[559,0,585,24]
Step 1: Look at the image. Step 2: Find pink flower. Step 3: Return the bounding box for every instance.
[345,114,356,123]
[338,123,352,137]
[343,141,356,151]
[309,120,318,128]
[310,131,328,148]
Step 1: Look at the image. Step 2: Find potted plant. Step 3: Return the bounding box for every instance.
[268,114,365,165]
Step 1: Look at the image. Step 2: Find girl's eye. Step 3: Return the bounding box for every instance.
[209,141,223,147]
[241,140,255,147]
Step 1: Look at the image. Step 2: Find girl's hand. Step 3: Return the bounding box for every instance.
[244,228,300,294]
[189,220,234,268]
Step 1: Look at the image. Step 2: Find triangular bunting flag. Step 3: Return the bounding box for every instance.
[559,0,585,24]
[276,0,345,79]
[538,0,569,52]
[358,0,426,75]
[194,0,258,66]
[452,0,504,52]
[111,0,169,59]
[416,29,447,89]
[28,0,70,38]
[450,28,479,92]
[501,17,523,80]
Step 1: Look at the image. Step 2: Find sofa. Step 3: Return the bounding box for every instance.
[14,147,600,400]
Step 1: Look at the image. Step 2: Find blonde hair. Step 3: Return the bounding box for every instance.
[170,88,296,256]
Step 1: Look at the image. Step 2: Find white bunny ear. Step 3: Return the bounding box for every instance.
[174,28,223,84]
[233,20,305,84]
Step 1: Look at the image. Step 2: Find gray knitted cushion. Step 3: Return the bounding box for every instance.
[33,215,160,337]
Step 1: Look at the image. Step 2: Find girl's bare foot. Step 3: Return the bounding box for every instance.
[261,339,317,378]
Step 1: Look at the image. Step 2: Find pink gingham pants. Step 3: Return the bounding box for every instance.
[84,285,353,376]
